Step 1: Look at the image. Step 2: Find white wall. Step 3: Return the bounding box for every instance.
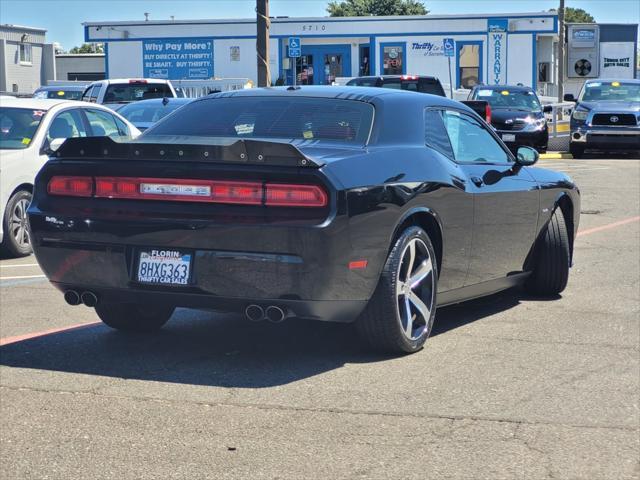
[507,34,533,86]
[2,42,43,93]
[108,41,143,77]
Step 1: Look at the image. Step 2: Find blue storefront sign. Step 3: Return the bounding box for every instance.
[488,18,508,84]
[143,38,213,79]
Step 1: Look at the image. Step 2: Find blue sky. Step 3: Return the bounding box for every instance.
[2,0,639,50]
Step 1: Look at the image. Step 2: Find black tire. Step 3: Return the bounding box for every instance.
[356,226,438,354]
[1,190,33,257]
[526,208,570,295]
[95,302,174,332]
[570,144,585,159]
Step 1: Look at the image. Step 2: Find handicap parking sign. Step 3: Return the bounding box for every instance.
[443,38,455,57]
[288,37,301,57]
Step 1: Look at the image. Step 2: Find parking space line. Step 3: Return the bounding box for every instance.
[0,274,46,280]
[0,263,40,268]
[577,216,640,238]
[0,322,101,347]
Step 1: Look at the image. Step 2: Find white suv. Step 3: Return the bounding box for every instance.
[81,79,177,109]
[0,97,140,257]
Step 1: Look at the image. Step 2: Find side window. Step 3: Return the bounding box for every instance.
[81,86,93,102]
[85,109,122,138]
[89,85,101,103]
[114,116,131,137]
[47,110,87,141]
[442,110,510,164]
[424,109,454,159]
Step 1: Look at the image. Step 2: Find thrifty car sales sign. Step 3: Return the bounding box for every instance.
[143,39,213,79]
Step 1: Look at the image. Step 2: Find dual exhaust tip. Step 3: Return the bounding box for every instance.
[245,304,287,323]
[64,290,98,308]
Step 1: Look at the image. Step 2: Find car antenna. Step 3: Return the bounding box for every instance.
[287,86,301,91]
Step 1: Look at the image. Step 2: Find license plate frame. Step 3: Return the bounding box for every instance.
[136,249,193,286]
[501,133,516,143]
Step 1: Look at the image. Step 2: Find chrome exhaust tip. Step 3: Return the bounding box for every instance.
[63,290,81,306]
[265,306,286,323]
[245,304,265,322]
[80,291,98,308]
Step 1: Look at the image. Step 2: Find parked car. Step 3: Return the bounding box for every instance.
[33,85,86,101]
[468,85,552,153]
[28,87,579,353]
[117,97,193,131]
[564,79,640,158]
[0,98,140,257]
[347,74,491,122]
[80,79,177,109]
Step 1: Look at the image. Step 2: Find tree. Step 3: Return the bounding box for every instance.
[327,0,428,17]
[69,43,104,54]
[549,7,595,23]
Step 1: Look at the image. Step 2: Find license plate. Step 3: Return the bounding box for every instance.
[502,134,516,142]
[137,249,191,285]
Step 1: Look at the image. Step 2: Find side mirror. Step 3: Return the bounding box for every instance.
[515,146,539,166]
[543,105,553,113]
[563,93,576,102]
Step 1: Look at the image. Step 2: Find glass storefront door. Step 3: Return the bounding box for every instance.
[290,44,351,85]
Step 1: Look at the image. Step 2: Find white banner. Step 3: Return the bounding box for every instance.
[599,42,635,79]
[488,32,507,84]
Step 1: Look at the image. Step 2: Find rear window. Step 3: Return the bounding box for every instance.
[103,83,172,103]
[143,97,374,145]
[347,78,379,87]
[381,78,444,95]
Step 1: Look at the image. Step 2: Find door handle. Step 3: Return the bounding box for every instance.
[470,176,484,187]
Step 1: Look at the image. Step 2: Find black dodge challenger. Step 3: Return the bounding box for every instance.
[28,87,580,353]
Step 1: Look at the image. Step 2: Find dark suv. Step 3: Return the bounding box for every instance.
[468,85,551,153]
[347,75,446,96]
[564,79,640,158]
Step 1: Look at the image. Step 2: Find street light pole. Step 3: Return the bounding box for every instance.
[256,0,270,87]
[557,0,565,102]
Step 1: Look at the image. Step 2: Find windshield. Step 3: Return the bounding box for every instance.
[580,81,640,102]
[474,89,541,111]
[143,97,374,145]
[0,107,47,150]
[118,101,186,125]
[103,83,172,104]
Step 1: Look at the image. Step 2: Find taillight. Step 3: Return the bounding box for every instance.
[48,177,328,208]
[265,184,328,207]
[485,103,492,124]
[48,176,93,197]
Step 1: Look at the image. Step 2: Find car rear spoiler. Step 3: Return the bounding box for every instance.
[53,136,324,168]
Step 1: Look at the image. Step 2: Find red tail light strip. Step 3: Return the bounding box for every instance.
[47,176,328,207]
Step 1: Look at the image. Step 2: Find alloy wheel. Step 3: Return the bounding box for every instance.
[10,198,31,249]
[395,237,435,340]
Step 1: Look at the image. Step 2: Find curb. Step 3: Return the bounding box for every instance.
[539,152,573,160]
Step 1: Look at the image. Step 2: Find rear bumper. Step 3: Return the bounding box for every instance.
[28,208,381,323]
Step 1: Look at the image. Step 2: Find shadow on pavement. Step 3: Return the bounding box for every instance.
[0,288,556,387]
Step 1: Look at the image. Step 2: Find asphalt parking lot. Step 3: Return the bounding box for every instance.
[1,157,638,479]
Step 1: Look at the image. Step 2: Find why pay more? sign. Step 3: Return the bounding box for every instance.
[143,38,213,79]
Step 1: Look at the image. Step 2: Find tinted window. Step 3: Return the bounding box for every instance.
[144,97,374,145]
[103,83,172,103]
[47,110,87,141]
[424,110,454,158]
[89,85,100,102]
[418,79,446,96]
[86,109,122,138]
[118,102,186,124]
[46,90,83,100]
[442,110,510,164]
[347,78,380,87]
[0,107,46,150]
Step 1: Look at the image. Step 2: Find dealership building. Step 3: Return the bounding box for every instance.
[84,12,637,96]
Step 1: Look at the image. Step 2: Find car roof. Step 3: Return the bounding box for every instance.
[585,78,640,84]
[0,97,71,110]
[35,85,86,92]
[92,78,173,85]
[351,75,440,80]
[120,97,192,106]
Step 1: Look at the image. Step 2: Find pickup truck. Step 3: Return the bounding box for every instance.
[346,75,491,122]
[81,79,177,110]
